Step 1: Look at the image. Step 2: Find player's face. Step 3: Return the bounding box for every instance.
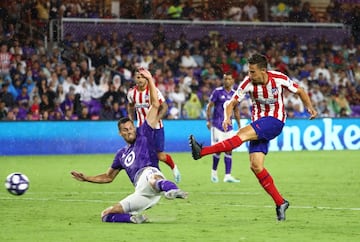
[119,120,136,144]
[248,64,266,85]
[223,74,234,89]
[135,72,148,90]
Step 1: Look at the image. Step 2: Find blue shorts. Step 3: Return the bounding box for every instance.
[137,125,165,153]
[249,117,284,154]
[154,127,165,152]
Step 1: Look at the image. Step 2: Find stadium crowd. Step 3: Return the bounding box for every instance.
[1,0,360,121]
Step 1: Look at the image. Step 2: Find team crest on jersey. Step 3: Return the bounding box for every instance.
[237,88,245,97]
[124,151,136,167]
[271,88,279,96]
[145,94,150,101]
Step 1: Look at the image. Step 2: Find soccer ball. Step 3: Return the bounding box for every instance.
[5,172,30,195]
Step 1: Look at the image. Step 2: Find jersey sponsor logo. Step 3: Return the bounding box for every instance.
[255,97,277,104]
[135,103,150,108]
[124,151,136,167]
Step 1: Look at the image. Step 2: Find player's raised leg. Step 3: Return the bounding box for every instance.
[189,134,243,159]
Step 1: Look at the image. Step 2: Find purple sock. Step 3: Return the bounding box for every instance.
[155,179,178,192]
[102,213,131,223]
[212,153,220,171]
[224,154,232,174]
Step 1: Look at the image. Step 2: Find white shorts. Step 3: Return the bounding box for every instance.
[211,127,236,145]
[119,167,164,214]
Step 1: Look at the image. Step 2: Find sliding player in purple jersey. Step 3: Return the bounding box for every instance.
[71,67,187,224]
[206,72,241,183]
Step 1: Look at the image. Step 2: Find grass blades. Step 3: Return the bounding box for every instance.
[1,150,360,242]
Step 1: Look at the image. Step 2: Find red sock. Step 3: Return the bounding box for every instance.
[255,168,284,206]
[163,154,175,169]
[201,135,243,156]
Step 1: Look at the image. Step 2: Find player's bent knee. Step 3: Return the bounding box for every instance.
[148,174,164,187]
[101,204,124,217]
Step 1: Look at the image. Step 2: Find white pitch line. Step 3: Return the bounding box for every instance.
[1,196,360,211]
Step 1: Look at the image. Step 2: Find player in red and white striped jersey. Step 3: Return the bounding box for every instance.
[235,67,298,123]
[127,69,181,183]
[127,83,164,129]
[190,53,317,221]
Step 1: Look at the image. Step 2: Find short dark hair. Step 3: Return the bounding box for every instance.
[223,71,233,76]
[248,53,268,69]
[117,116,132,129]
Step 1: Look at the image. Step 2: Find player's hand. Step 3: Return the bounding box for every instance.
[307,107,318,120]
[206,121,211,130]
[222,119,232,131]
[138,67,152,80]
[71,171,87,182]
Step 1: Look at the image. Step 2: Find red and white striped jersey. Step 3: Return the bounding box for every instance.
[233,70,299,122]
[127,85,165,129]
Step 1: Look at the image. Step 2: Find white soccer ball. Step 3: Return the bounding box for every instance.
[5,172,30,195]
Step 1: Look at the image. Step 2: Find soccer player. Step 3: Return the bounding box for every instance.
[189,53,317,221]
[127,70,181,183]
[206,72,241,183]
[71,67,187,224]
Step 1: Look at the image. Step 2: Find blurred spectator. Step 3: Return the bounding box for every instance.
[299,1,315,22]
[326,0,343,23]
[64,108,78,120]
[16,85,30,107]
[317,99,333,117]
[167,0,183,19]
[314,61,331,81]
[154,0,171,19]
[288,4,303,22]
[183,90,202,119]
[330,88,352,117]
[270,2,291,22]
[78,105,91,120]
[4,108,17,120]
[29,95,41,118]
[180,48,198,69]
[0,99,7,120]
[168,83,186,116]
[0,82,14,108]
[227,1,242,21]
[243,0,258,21]
[39,93,54,114]
[181,1,194,20]
[35,0,50,31]
[0,43,12,80]
[310,84,325,108]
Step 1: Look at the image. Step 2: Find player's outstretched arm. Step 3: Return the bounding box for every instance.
[223,99,237,131]
[206,101,214,130]
[70,168,119,183]
[296,87,318,120]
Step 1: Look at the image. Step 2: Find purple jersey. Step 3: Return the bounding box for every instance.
[209,87,235,132]
[111,121,159,185]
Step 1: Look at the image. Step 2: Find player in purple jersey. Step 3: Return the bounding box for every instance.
[71,67,187,224]
[127,70,181,183]
[190,54,317,221]
[206,72,241,183]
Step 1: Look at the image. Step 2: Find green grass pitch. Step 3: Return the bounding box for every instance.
[1,150,360,242]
